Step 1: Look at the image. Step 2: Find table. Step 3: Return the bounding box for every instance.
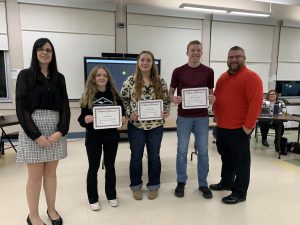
[290,114,300,146]
[257,114,295,159]
[189,114,295,160]
[0,115,19,154]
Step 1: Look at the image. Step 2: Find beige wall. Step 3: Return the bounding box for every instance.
[2,0,300,134]
[0,1,200,134]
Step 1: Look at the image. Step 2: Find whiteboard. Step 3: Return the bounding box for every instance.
[19,4,115,99]
[0,2,8,50]
[211,21,274,62]
[21,31,115,99]
[211,62,270,92]
[210,21,274,92]
[0,2,6,34]
[19,4,115,35]
[277,62,300,80]
[127,14,202,86]
[278,27,300,62]
[277,26,300,81]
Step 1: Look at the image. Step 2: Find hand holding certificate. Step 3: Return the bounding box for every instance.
[93,106,122,129]
[181,87,209,109]
[138,100,163,121]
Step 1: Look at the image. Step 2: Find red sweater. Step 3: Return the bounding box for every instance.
[214,66,263,129]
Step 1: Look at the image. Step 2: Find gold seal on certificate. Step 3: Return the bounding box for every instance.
[138,100,163,121]
[93,106,122,129]
[181,87,209,109]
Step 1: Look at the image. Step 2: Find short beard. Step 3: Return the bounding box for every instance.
[228,63,243,74]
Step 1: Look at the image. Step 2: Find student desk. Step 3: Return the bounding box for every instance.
[0,115,19,155]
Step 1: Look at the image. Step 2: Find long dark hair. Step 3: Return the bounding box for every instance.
[30,38,59,83]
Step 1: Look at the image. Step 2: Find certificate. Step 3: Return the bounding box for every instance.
[138,100,163,121]
[93,106,122,129]
[181,87,209,109]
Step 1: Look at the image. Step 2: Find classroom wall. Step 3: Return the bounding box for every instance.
[127,13,203,86]
[0,2,8,50]
[2,0,300,132]
[277,22,300,81]
[210,20,276,92]
[20,4,116,99]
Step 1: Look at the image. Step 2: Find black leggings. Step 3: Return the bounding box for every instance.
[85,139,118,203]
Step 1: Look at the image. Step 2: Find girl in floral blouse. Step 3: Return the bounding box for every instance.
[121,50,170,200]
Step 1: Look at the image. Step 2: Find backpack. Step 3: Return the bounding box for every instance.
[288,142,300,154]
[279,137,288,155]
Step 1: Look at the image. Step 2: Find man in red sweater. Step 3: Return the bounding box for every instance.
[211,46,263,204]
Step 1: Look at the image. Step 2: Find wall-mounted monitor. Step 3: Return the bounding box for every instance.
[276,80,300,97]
[84,57,161,91]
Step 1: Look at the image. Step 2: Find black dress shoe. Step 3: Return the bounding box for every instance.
[222,194,246,204]
[209,183,232,191]
[174,182,185,198]
[47,210,63,225]
[262,139,269,147]
[27,215,46,225]
[27,216,32,225]
[199,186,213,199]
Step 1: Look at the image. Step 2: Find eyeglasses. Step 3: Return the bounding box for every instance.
[37,48,52,54]
[228,55,244,60]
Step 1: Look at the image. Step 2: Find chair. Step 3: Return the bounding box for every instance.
[0,131,18,155]
[0,115,19,155]
[254,121,275,143]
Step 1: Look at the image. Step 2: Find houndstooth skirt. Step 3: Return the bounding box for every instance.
[16,110,67,163]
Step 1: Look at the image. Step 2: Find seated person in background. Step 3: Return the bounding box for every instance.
[260,90,286,147]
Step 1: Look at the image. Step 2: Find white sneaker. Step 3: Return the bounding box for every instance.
[90,202,101,211]
[108,199,119,207]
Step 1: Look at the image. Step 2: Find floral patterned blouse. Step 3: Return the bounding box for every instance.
[120,75,170,130]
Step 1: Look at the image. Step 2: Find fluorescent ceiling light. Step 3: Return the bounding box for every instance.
[179,3,229,14]
[230,11,270,17]
[179,3,270,18]
[182,6,227,14]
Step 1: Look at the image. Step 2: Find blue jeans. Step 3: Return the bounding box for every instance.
[127,123,163,191]
[176,116,209,187]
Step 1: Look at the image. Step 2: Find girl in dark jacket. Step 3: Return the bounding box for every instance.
[78,66,126,210]
[16,38,70,225]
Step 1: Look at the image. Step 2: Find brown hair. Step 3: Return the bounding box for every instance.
[229,46,245,55]
[134,50,163,101]
[266,89,278,101]
[187,40,202,52]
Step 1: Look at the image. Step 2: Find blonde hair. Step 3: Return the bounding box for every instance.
[134,50,163,101]
[80,65,119,108]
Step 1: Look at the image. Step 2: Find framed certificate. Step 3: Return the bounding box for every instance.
[138,100,163,121]
[181,87,209,109]
[93,106,122,129]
